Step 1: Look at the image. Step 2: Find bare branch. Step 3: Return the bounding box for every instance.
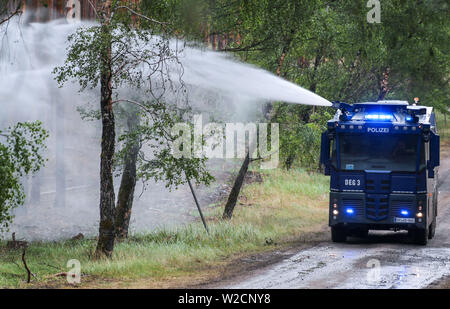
[115,5,171,26]
[21,248,31,283]
[0,4,22,26]
[249,149,279,163]
[87,0,99,19]
[112,98,152,110]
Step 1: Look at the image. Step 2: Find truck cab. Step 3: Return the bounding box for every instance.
[320,100,440,245]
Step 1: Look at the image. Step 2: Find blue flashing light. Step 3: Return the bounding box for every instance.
[400,210,409,216]
[365,114,393,121]
[346,208,355,215]
[405,116,412,121]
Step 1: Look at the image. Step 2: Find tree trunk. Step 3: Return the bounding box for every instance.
[222,151,251,220]
[96,68,116,257]
[377,68,390,101]
[115,112,140,239]
[285,154,294,170]
[95,0,116,258]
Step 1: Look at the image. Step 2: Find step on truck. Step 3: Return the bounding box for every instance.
[320,100,440,245]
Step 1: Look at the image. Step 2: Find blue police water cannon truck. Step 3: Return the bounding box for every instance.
[320,100,440,245]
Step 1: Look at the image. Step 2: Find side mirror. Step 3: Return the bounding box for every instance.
[427,133,440,178]
[320,131,331,175]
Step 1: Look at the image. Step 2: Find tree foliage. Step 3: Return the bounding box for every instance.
[149,0,448,170]
[0,121,48,231]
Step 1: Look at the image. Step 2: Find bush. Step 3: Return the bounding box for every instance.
[273,103,332,171]
[0,121,47,231]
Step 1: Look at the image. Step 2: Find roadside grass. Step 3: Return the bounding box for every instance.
[0,168,329,288]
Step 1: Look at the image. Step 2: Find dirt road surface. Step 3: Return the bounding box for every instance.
[220,149,450,289]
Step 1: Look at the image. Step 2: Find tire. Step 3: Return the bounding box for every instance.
[412,228,428,245]
[331,226,347,243]
[428,219,436,239]
[407,229,414,237]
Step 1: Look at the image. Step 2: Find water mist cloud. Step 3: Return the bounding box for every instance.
[0,18,330,241]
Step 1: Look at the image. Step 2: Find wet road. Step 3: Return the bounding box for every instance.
[223,149,450,289]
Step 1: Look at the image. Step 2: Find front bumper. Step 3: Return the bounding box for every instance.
[329,192,427,230]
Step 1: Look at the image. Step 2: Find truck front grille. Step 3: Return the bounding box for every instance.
[391,199,414,218]
[366,194,389,221]
[342,198,365,219]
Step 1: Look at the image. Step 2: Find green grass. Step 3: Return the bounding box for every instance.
[0,168,329,288]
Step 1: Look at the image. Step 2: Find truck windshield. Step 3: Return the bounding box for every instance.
[338,134,422,172]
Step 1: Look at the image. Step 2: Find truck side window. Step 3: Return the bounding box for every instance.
[331,140,337,168]
[419,141,426,171]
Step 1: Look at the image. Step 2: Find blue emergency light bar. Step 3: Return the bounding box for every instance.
[365,114,393,121]
[331,101,426,125]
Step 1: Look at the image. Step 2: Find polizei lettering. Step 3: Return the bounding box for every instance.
[367,127,389,133]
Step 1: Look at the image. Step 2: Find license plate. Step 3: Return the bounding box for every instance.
[394,217,415,223]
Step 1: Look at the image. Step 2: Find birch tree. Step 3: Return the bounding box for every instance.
[55,0,212,257]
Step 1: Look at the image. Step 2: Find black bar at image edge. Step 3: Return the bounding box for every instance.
[0,288,446,305]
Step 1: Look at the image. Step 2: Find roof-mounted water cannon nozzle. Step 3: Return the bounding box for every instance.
[407,105,427,123]
[332,101,341,109]
[332,101,354,112]
[332,101,355,121]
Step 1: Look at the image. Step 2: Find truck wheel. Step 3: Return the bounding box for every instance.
[428,219,436,239]
[331,226,347,243]
[412,228,428,245]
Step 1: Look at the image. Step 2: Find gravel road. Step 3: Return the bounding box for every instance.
[222,148,450,289]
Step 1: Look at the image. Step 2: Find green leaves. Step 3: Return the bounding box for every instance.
[54,26,104,90]
[0,121,48,231]
[114,101,214,190]
[271,103,332,170]
[5,121,48,176]
[182,0,448,170]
